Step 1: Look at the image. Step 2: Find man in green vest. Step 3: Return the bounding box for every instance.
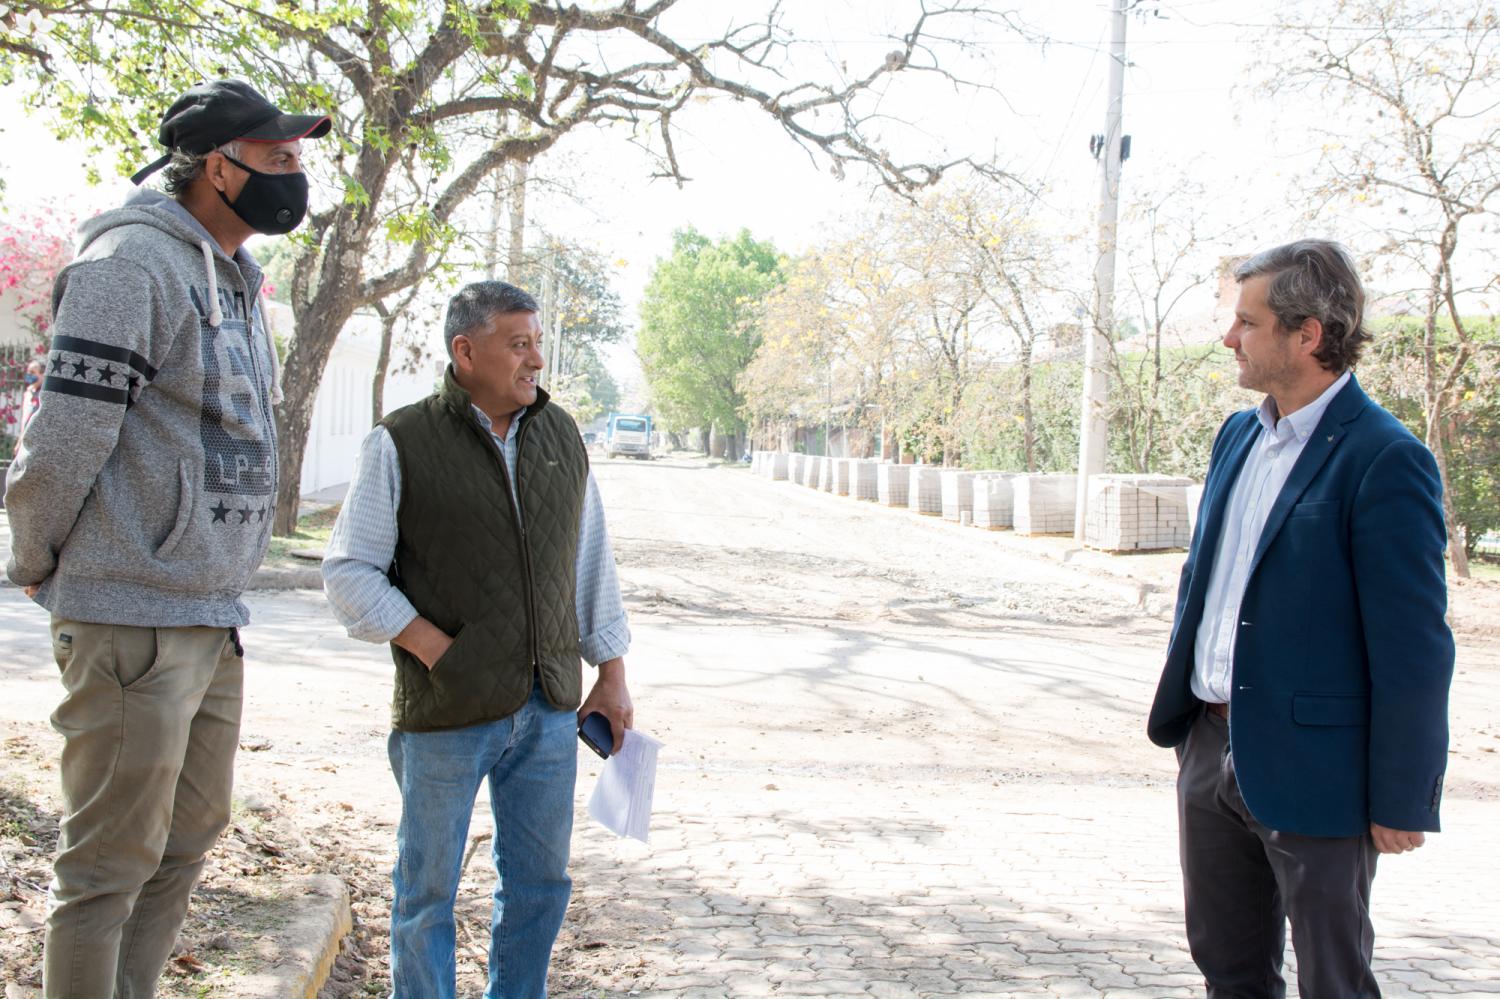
[322,280,633,998]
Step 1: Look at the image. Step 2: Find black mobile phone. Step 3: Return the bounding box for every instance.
[578,711,613,759]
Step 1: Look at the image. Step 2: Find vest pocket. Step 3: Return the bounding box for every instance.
[428,623,468,677]
[154,460,195,559]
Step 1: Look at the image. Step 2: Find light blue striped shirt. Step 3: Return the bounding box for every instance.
[322,404,630,666]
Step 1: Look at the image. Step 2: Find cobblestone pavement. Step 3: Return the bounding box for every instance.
[573,770,1500,997]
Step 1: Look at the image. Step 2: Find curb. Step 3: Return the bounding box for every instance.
[248,566,324,591]
[236,873,352,998]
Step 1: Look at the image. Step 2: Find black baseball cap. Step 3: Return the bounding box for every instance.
[131,79,332,185]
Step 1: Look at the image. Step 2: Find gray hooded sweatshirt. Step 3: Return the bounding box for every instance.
[3,188,284,627]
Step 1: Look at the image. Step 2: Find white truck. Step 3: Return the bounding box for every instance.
[604,412,652,459]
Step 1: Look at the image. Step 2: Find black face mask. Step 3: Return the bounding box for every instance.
[217,154,309,235]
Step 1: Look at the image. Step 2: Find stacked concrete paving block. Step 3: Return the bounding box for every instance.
[972,473,1019,530]
[802,455,823,487]
[1012,474,1078,535]
[850,460,879,501]
[908,466,943,516]
[1083,474,1195,551]
[818,457,836,492]
[1186,483,1205,537]
[876,463,910,507]
[941,470,992,522]
[830,458,852,495]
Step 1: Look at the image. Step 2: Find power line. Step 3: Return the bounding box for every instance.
[1026,23,1107,210]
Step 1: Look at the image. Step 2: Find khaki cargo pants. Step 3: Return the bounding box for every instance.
[43,619,243,999]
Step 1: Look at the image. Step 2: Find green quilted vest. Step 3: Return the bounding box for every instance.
[380,369,588,731]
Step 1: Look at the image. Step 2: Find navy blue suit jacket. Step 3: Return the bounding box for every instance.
[1147,376,1454,838]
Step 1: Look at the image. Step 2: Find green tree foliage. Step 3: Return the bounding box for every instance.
[638,228,782,453]
[1360,317,1500,560]
[512,241,625,425]
[577,349,620,416]
[954,361,1080,474]
[519,242,627,363]
[742,236,913,457]
[742,184,1065,466]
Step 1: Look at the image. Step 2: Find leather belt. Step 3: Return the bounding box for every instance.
[1205,701,1229,720]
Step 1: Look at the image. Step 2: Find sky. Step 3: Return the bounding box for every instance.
[0,0,1434,392]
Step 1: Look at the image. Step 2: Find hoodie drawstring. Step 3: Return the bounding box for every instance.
[199,241,224,328]
[262,315,285,406]
[200,240,284,406]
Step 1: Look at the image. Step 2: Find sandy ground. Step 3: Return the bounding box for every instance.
[2,452,1498,996]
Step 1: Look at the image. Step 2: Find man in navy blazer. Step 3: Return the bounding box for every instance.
[1148,240,1454,998]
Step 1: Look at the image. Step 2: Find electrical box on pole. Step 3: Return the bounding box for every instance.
[1074,0,1130,541]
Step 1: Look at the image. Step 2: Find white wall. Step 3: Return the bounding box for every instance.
[263,301,441,497]
[0,286,36,348]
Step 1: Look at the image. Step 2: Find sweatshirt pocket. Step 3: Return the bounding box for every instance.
[154,460,195,559]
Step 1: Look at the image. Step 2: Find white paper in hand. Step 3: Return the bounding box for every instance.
[587,728,662,843]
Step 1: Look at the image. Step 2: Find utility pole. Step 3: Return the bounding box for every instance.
[824,362,833,457]
[1074,0,1130,541]
[485,183,503,280]
[539,254,556,392]
[481,111,529,284]
[538,238,564,391]
[549,262,564,381]
[507,158,528,281]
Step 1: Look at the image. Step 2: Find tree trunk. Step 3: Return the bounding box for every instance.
[273,259,364,536]
[371,305,395,428]
[271,341,330,536]
[1021,342,1035,472]
[507,153,528,281]
[1432,418,1470,579]
[1419,269,1470,580]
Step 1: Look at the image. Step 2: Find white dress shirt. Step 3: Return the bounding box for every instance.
[322,404,630,666]
[1191,371,1351,703]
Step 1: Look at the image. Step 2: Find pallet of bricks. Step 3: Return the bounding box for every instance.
[972,473,1021,530]
[1083,474,1195,552]
[908,466,943,515]
[1012,474,1077,535]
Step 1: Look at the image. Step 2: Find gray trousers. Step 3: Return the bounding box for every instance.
[1176,709,1380,999]
[43,619,243,999]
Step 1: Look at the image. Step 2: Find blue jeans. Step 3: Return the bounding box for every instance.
[387,683,577,999]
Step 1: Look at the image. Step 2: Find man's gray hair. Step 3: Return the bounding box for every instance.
[162,139,245,197]
[1233,239,1371,372]
[443,281,540,360]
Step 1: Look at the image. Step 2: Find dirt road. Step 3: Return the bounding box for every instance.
[2,454,1498,996]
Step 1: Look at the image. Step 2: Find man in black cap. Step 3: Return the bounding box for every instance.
[3,79,328,997]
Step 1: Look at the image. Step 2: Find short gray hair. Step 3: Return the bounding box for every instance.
[162,139,244,196]
[443,281,539,360]
[1233,239,1371,372]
